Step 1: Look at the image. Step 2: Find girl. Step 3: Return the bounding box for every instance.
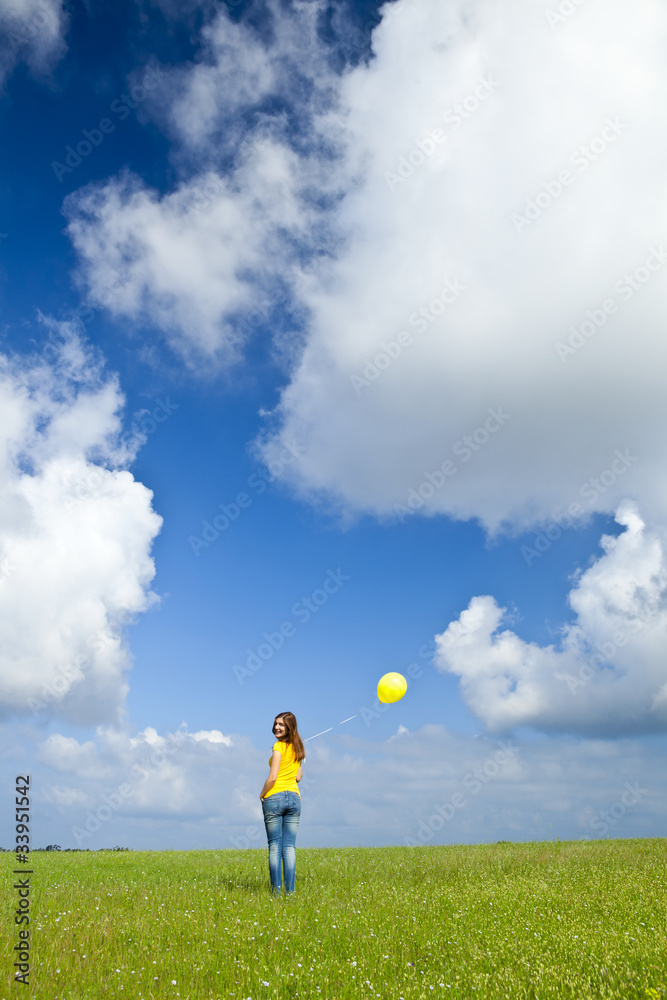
[260,712,305,894]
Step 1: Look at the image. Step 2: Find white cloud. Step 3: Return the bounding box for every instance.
[6,720,665,848]
[0,327,162,725]
[146,0,345,168]
[0,0,69,89]
[435,504,667,736]
[64,0,342,368]
[260,0,667,533]
[34,723,254,846]
[26,0,667,852]
[65,0,667,534]
[191,728,231,743]
[65,148,315,365]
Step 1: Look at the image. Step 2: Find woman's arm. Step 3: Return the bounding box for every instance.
[260,750,281,800]
[296,762,303,783]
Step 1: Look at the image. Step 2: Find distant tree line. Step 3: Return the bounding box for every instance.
[0,845,130,852]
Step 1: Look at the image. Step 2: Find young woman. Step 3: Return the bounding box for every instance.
[259,712,305,894]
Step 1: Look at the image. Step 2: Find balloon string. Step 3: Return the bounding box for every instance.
[304,714,359,743]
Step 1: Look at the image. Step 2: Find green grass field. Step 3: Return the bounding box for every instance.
[2,839,665,999]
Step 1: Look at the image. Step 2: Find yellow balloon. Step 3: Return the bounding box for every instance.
[377,672,407,704]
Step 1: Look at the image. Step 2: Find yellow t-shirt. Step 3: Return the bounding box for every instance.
[263,740,301,798]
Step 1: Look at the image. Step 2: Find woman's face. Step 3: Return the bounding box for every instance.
[273,717,287,739]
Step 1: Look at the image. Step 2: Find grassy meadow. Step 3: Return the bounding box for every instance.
[1,839,665,1000]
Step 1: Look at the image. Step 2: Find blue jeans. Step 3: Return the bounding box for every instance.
[261,791,301,893]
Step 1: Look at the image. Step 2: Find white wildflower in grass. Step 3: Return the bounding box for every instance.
[9,840,666,998]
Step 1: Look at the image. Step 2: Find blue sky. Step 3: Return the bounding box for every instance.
[1,0,666,851]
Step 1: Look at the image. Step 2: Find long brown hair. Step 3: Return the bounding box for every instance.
[273,712,305,762]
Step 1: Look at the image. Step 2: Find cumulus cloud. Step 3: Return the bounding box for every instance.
[434,504,667,736]
[64,0,343,368]
[0,0,69,89]
[7,720,664,847]
[0,327,162,724]
[65,150,318,365]
[160,0,337,160]
[260,0,667,532]
[33,723,254,848]
[64,0,667,533]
